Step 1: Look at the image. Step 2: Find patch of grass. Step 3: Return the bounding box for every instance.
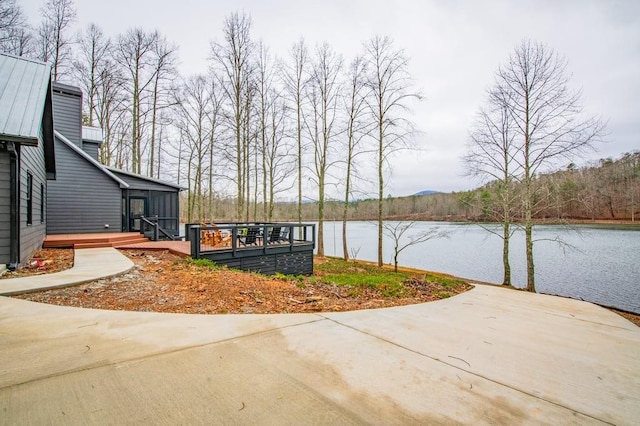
[185,258,223,270]
[312,257,471,299]
[323,272,406,287]
[274,272,306,283]
[425,274,466,288]
[317,257,410,297]
[315,257,383,275]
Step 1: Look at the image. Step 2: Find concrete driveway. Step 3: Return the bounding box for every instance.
[1,285,638,425]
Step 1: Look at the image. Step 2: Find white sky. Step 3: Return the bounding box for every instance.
[22,0,640,197]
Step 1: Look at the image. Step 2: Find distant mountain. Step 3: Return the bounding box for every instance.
[413,190,441,196]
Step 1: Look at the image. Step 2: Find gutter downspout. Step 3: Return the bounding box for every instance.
[8,142,19,270]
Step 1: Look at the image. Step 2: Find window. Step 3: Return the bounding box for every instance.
[26,172,33,225]
[40,183,45,223]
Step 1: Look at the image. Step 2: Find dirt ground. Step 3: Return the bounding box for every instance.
[6,248,640,326]
[12,250,472,314]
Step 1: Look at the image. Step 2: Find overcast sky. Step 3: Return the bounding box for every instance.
[23,0,640,197]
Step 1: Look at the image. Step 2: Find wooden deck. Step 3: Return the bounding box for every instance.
[44,223,317,276]
[117,240,191,257]
[187,223,317,275]
[44,233,150,249]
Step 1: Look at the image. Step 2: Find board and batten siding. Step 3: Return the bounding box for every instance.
[46,136,121,234]
[19,134,48,265]
[0,151,10,263]
[51,84,82,147]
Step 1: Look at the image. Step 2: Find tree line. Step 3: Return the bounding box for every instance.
[245,150,637,223]
[4,2,621,285]
[1,0,421,266]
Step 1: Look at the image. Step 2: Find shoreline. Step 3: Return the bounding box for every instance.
[337,256,640,324]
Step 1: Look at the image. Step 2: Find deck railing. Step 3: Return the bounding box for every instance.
[187,222,316,259]
[140,215,181,241]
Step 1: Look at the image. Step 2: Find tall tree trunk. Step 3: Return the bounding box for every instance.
[525,221,535,292]
[297,103,302,224]
[377,114,384,267]
[502,218,511,286]
[342,169,350,260]
[149,75,159,177]
[317,178,325,256]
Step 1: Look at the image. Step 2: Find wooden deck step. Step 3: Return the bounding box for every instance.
[44,233,150,248]
[73,237,150,249]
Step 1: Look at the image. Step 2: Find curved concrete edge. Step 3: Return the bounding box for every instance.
[0,248,134,296]
[1,285,639,424]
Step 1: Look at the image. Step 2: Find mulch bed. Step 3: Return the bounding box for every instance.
[12,250,471,314]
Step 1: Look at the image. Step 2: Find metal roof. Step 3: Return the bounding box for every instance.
[82,126,104,144]
[105,166,186,191]
[0,53,52,145]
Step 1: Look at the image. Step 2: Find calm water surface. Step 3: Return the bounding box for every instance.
[319,221,640,314]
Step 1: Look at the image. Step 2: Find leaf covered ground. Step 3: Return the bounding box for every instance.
[13,250,473,314]
[0,248,74,278]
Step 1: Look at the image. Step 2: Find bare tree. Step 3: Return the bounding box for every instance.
[383,222,449,272]
[174,75,215,221]
[341,55,369,260]
[364,35,421,266]
[116,28,159,174]
[74,23,111,126]
[95,59,127,166]
[306,42,343,256]
[620,151,640,222]
[210,11,254,220]
[38,0,76,80]
[0,0,32,56]
[283,38,309,224]
[241,69,257,221]
[255,40,274,220]
[205,72,225,219]
[496,40,606,292]
[265,90,294,220]
[464,85,518,285]
[148,35,178,178]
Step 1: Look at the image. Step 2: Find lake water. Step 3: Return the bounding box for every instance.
[319,221,640,314]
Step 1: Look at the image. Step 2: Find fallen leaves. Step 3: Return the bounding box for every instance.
[0,248,74,278]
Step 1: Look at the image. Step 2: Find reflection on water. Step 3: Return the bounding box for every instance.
[320,221,640,314]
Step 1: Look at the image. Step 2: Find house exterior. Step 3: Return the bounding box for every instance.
[0,53,182,270]
[0,53,55,269]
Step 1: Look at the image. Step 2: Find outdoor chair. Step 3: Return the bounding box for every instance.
[238,227,260,246]
[272,227,290,244]
[267,227,281,244]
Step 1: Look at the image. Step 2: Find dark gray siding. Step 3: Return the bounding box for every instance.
[52,85,82,147]
[83,141,100,161]
[19,134,48,265]
[47,136,121,234]
[0,151,10,263]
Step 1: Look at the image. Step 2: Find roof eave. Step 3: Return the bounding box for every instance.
[0,133,39,145]
[105,166,186,191]
[54,130,129,188]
